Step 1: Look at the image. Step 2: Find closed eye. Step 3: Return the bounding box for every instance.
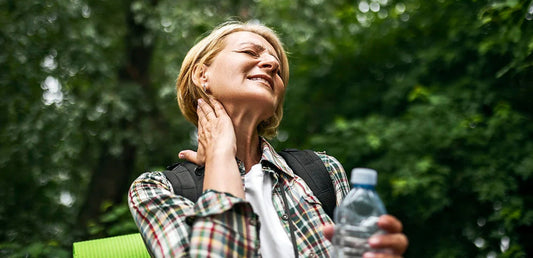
[241,50,259,57]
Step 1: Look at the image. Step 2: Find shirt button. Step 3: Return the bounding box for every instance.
[281,214,289,221]
[249,217,257,226]
[308,253,317,257]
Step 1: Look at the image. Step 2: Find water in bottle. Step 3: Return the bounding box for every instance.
[332,168,387,258]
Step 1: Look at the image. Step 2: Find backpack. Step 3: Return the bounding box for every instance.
[163,149,336,218]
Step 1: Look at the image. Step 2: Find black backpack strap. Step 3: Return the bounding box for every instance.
[162,161,204,202]
[278,149,336,218]
[162,149,337,218]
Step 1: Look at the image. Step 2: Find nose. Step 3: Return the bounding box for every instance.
[259,54,280,74]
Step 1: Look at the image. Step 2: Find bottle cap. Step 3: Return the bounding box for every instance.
[350,168,377,185]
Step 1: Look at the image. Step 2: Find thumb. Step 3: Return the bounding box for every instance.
[178,150,202,166]
[322,224,335,241]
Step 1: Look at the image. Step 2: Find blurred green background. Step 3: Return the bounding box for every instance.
[1,0,532,257]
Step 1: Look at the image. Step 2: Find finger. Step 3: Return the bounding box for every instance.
[363,252,402,258]
[208,96,227,117]
[378,215,403,233]
[368,233,408,255]
[197,106,206,130]
[195,113,207,162]
[178,150,202,166]
[322,224,335,241]
[197,98,216,119]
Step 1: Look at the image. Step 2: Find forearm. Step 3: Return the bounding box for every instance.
[203,151,245,199]
[128,172,193,257]
[128,172,257,257]
[190,191,260,257]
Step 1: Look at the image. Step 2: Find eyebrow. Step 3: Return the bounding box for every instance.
[237,42,280,63]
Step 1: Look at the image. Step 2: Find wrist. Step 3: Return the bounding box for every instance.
[205,148,235,165]
[203,154,244,199]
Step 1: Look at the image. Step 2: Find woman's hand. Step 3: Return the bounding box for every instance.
[178,97,237,165]
[178,97,244,198]
[323,215,408,258]
[368,215,408,257]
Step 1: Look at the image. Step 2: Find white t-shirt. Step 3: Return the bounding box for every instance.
[244,163,295,258]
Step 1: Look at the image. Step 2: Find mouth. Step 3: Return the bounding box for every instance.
[247,74,274,90]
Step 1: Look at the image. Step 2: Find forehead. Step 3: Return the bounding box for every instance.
[224,31,278,55]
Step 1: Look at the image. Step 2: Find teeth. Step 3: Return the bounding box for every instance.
[250,77,269,85]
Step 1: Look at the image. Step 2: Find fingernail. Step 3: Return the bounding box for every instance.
[363,253,376,258]
[178,152,184,159]
[197,99,203,104]
[369,236,380,246]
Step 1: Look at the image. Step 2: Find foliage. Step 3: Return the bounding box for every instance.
[86,202,138,237]
[307,0,533,257]
[1,0,531,257]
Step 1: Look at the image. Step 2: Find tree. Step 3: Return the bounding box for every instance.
[306,0,533,257]
[1,0,531,257]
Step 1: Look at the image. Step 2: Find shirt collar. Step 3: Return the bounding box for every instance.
[259,137,295,177]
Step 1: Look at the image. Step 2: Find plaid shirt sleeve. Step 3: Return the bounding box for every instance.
[128,171,260,257]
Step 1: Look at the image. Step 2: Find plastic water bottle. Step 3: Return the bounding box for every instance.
[332,168,388,258]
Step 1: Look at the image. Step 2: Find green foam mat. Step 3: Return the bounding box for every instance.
[73,233,150,258]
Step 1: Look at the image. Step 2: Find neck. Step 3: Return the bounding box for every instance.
[227,106,265,172]
[235,130,261,172]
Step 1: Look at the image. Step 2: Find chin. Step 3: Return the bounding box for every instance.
[251,95,277,110]
[217,90,279,113]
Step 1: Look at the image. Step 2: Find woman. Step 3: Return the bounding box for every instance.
[129,21,408,257]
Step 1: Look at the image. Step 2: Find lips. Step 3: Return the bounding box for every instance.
[248,74,274,90]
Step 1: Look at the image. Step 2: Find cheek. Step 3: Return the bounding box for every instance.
[276,79,286,95]
[209,68,239,92]
[220,64,248,85]
[274,87,286,109]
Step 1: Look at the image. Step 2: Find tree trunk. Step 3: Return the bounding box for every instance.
[76,0,157,238]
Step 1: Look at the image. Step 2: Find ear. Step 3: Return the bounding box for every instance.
[192,64,209,89]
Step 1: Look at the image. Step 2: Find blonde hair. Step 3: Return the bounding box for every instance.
[176,21,289,138]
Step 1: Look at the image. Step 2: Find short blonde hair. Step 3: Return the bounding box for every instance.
[176,21,289,138]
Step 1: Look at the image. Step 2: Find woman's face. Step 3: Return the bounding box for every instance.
[203,31,285,121]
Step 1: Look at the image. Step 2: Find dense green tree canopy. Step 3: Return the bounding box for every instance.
[1,0,532,257]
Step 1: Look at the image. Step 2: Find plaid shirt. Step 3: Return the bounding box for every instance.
[128,138,350,257]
